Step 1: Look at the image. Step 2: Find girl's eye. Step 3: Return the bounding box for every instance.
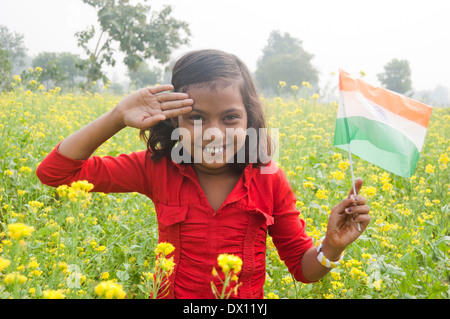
[224,115,239,121]
[189,115,203,121]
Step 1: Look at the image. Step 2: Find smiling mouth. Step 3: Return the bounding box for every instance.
[202,144,231,156]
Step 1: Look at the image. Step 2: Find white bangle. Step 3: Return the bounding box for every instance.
[316,237,343,269]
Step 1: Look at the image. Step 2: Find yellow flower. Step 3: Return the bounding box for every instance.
[265,292,279,299]
[330,170,345,181]
[156,257,175,275]
[438,153,449,167]
[302,81,312,89]
[154,242,175,256]
[4,272,27,285]
[425,164,435,174]
[316,189,329,200]
[303,181,315,189]
[0,257,11,271]
[7,223,35,240]
[362,186,377,197]
[338,160,350,171]
[278,81,286,88]
[43,289,66,299]
[71,180,94,192]
[372,279,382,290]
[101,272,110,280]
[217,253,243,274]
[95,280,126,299]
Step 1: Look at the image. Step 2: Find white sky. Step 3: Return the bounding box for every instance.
[1,0,449,92]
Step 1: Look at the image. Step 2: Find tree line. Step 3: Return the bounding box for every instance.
[1,0,446,105]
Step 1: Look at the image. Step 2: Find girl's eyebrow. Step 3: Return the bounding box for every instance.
[190,107,243,115]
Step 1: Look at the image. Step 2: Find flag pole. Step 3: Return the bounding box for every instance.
[347,142,361,231]
[339,70,361,231]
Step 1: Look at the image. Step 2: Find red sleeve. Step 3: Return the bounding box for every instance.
[36,142,152,197]
[268,167,315,283]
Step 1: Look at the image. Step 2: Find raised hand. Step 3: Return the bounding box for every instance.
[116,84,194,130]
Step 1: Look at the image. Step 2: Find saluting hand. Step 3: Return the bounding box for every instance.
[115,84,194,130]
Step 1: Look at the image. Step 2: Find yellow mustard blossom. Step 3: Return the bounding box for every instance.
[0,257,11,271]
[7,223,35,240]
[4,272,27,285]
[95,280,126,299]
[303,181,315,189]
[338,160,350,171]
[217,253,243,274]
[438,153,449,167]
[265,292,280,299]
[425,164,435,174]
[101,272,110,280]
[154,242,175,256]
[155,257,175,275]
[330,170,345,181]
[43,289,66,299]
[302,81,312,89]
[316,189,329,200]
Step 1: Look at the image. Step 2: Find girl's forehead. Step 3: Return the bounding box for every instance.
[187,83,244,108]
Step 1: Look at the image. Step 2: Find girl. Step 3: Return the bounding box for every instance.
[36,49,370,299]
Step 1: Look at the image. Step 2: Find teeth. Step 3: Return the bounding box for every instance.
[205,146,224,155]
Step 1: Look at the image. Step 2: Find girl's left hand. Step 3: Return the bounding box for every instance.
[322,178,370,258]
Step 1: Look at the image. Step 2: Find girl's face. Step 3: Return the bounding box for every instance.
[175,83,248,175]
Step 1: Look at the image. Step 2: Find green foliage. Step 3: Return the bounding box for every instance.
[255,31,319,96]
[127,61,162,90]
[0,25,27,74]
[75,0,190,92]
[377,58,413,95]
[32,52,88,91]
[0,49,12,91]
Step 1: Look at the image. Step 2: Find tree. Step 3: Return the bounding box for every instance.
[377,58,413,95]
[0,25,27,75]
[254,31,318,95]
[0,49,12,91]
[75,0,190,91]
[32,52,88,90]
[127,61,162,89]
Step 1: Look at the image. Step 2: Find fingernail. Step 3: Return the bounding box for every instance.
[346,208,352,213]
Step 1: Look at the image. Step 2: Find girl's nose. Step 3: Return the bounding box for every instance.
[203,126,225,143]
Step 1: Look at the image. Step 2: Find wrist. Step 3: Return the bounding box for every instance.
[109,104,127,131]
[321,237,344,262]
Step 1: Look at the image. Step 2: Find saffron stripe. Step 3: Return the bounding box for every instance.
[339,70,433,128]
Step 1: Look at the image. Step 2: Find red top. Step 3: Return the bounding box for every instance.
[36,143,314,299]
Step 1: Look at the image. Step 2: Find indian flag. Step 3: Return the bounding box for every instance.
[333,69,433,178]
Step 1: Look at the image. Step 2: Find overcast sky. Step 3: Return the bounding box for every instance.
[2,0,449,92]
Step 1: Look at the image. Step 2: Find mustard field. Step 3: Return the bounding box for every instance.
[0,79,448,299]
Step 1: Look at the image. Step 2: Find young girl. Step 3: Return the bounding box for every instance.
[36,49,370,299]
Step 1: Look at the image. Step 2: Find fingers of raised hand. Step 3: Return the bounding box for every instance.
[148,84,175,95]
[162,106,193,119]
[159,94,194,111]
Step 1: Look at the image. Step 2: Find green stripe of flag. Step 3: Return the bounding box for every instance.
[333,116,420,177]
